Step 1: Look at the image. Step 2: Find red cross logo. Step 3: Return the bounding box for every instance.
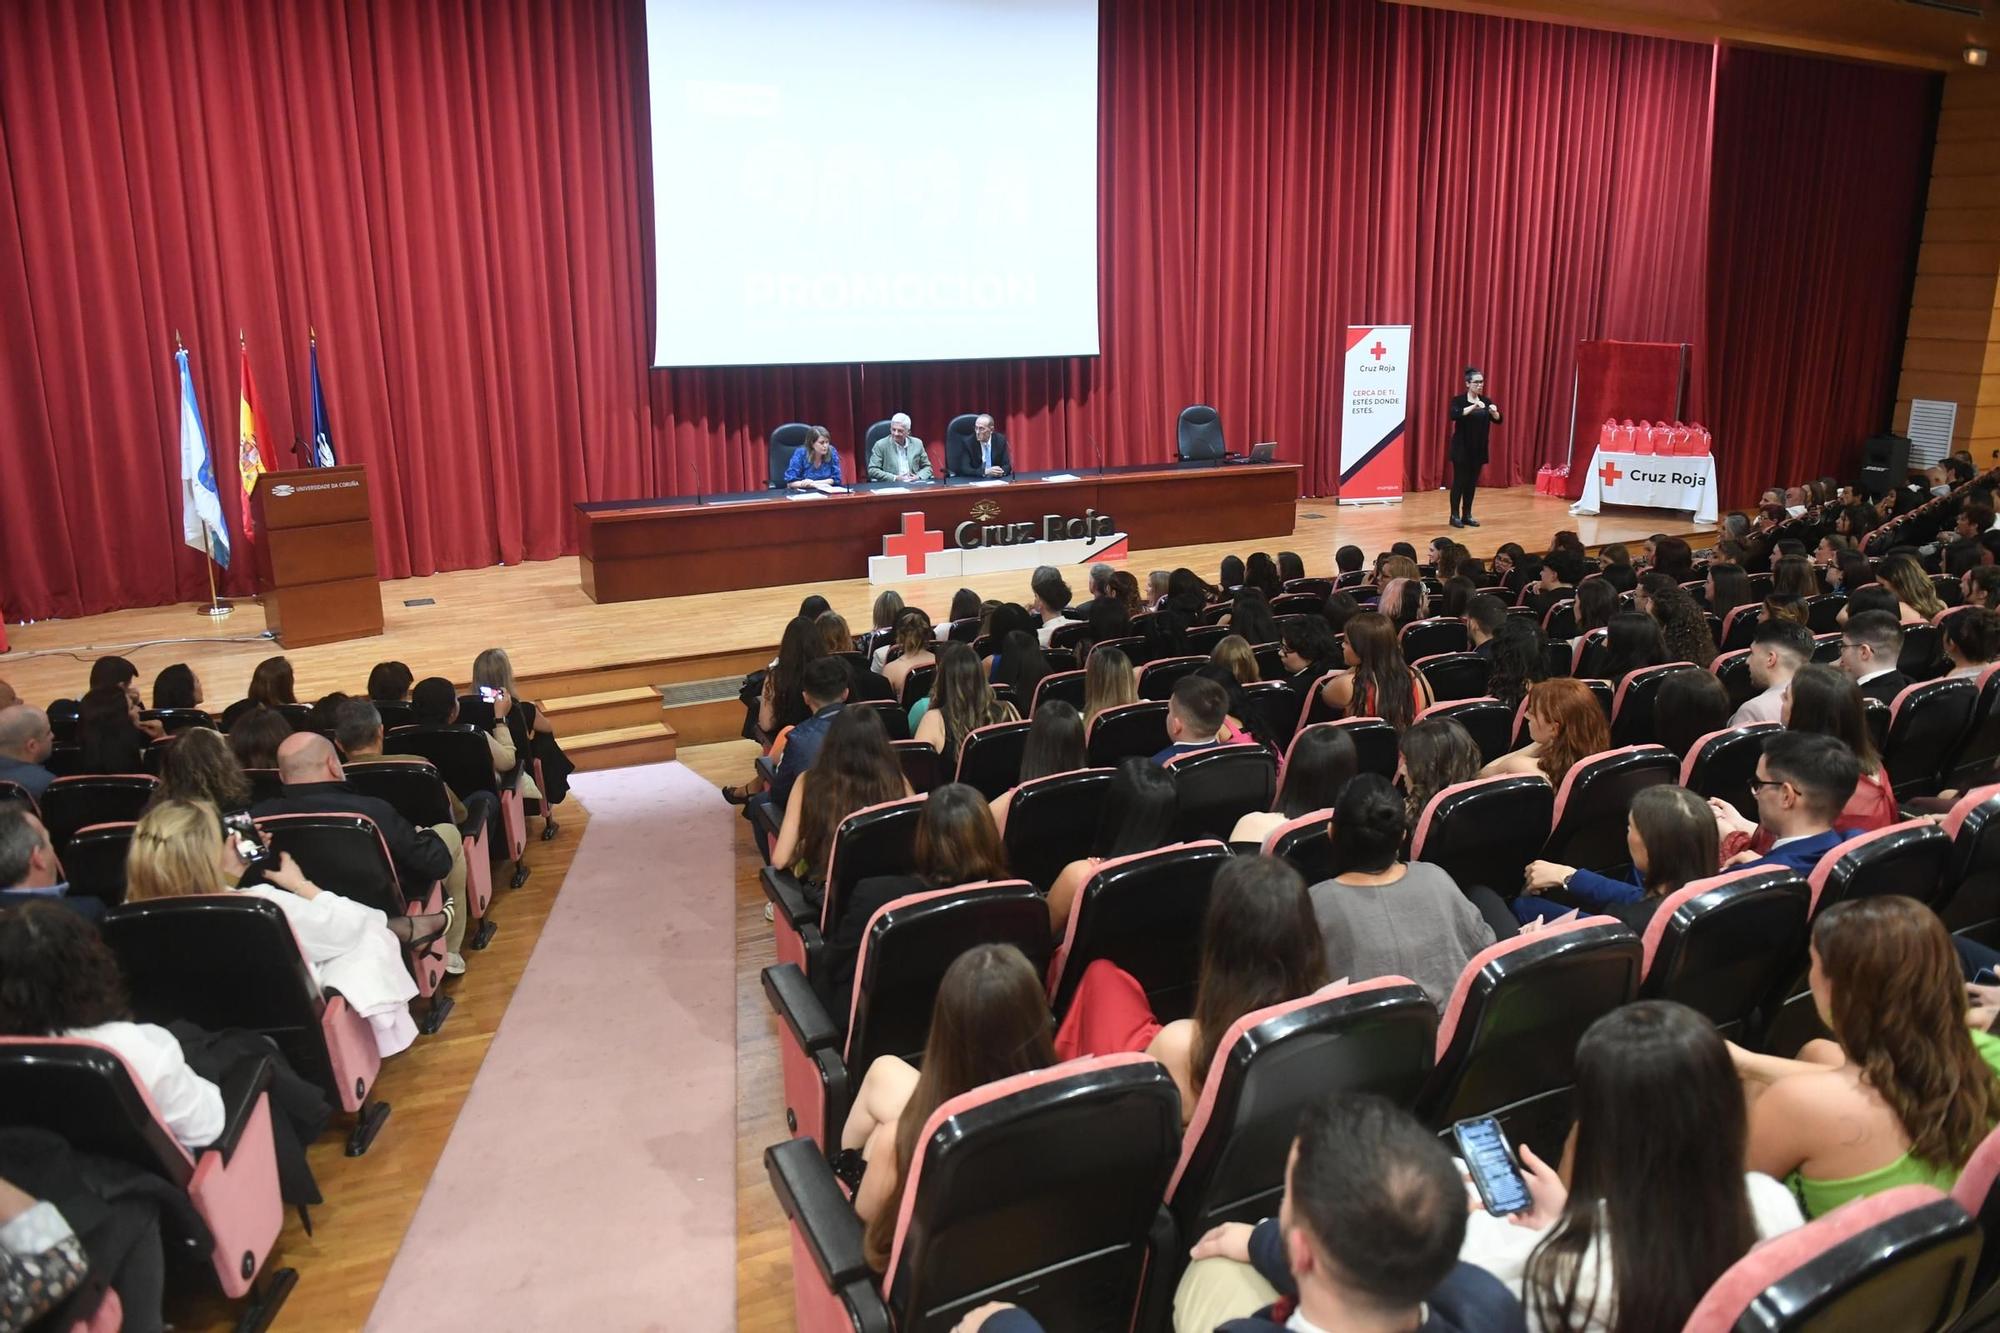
[1370,341,1387,360]
[883,511,945,574]
[1599,461,1623,488]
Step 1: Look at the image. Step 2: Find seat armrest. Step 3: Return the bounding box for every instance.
[211,1055,276,1165]
[767,1137,873,1291]
[764,964,839,1053]
[762,867,815,927]
[756,755,780,786]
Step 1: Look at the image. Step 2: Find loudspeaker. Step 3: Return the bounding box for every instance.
[1858,433,1909,497]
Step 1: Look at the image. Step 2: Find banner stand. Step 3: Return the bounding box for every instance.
[1337,324,1410,506]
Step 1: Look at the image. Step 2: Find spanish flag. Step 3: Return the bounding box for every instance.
[237,335,272,537]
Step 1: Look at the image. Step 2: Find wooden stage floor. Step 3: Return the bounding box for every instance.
[0,486,1693,710]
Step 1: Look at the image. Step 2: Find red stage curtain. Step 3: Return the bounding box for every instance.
[1702,47,1935,508]
[0,1,1936,623]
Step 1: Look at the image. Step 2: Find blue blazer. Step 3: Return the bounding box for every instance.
[1742,828,1852,877]
[783,446,843,485]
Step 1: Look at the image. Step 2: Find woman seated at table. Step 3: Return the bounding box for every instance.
[783,426,844,490]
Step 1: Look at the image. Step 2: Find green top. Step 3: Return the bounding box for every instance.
[1787,1028,2000,1218]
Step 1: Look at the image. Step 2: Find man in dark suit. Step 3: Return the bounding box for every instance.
[1465,595,1506,661]
[1151,676,1231,764]
[1839,610,1911,707]
[949,413,1014,478]
[1712,732,1860,876]
[957,1094,1524,1333]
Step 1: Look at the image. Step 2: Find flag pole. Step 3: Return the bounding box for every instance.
[197,524,233,619]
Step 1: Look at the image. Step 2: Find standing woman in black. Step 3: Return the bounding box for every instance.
[1448,366,1502,528]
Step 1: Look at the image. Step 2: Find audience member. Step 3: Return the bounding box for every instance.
[144,726,250,816]
[1637,573,1717,667]
[845,944,1055,1272]
[1946,607,2000,678]
[1322,589,1362,636]
[769,706,909,893]
[248,655,298,710]
[1085,595,1133,651]
[1485,616,1550,711]
[1878,552,1946,622]
[335,698,487,835]
[1154,676,1231,764]
[226,705,292,772]
[814,612,895,705]
[1653,669,1732,760]
[1219,555,1246,591]
[1965,566,2000,610]
[411,675,519,785]
[991,701,1086,832]
[1709,731,1860,874]
[1030,573,1072,646]
[307,691,350,736]
[1230,724,1359,847]
[471,648,572,808]
[1278,551,1305,585]
[1244,553,1283,599]
[1650,537,1695,584]
[1465,594,1506,660]
[824,784,1008,1016]
[1046,758,1177,931]
[0,801,102,920]
[914,641,1018,764]
[1308,774,1493,1007]
[1836,609,1910,706]
[1056,856,1326,1123]
[1596,543,1636,594]
[1570,578,1617,642]
[1778,664,1898,833]
[1084,646,1138,730]
[126,798,425,1057]
[1210,634,1260,687]
[0,901,222,1150]
[1378,576,1427,629]
[878,609,936,700]
[151,663,204,712]
[0,706,56,801]
[366,660,414,702]
[1730,619,1813,727]
[1396,717,1482,827]
[1515,785,1718,931]
[1334,544,1365,581]
[1320,611,1430,728]
[1278,618,1342,697]
[1481,678,1609,787]
[1770,554,1819,602]
[1194,661,1263,746]
[89,656,140,705]
[1706,563,1754,618]
[1599,611,1667,682]
[1146,569,1172,611]
[76,685,152,775]
[1222,586,1280,646]
[992,630,1053,707]
[763,657,850,811]
[1461,1002,1800,1332]
[758,616,826,742]
[1728,897,2000,1216]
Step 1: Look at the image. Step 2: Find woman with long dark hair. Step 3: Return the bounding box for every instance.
[151,663,204,712]
[77,685,151,775]
[1482,677,1610,786]
[1055,856,1326,1123]
[1320,611,1431,729]
[1218,555,1246,592]
[1705,563,1754,618]
[1046,758,1177,931]
[914,641,1018,767]
[770,706,911,894]
[990,701,1087,833]
[1649,537,1695,585]
[1651,670,1732,761]
[1598,611,1667,683]
[226,706,291,772]
[1229,724,1359,847]
[760,616,826,736]
[1770,555,1819,602]
[1730,897,2000,1217]
[144,726,251,815]
[1243,552,1283,600]
[1397,717,1483,826]
[1083,645,1138,730]
[247,656,297,710]
[1571,578,1618,641]
[1463,1002,1802,1332]
[991,629,1052,706]
[1516,785,1719,930]
[1488,616,1551,710]
[1830,549,1874,595]
[1222,586,1279,646]
[1637,572,1717,667]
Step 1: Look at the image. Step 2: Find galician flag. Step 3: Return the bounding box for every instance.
[237,336,272,536]
[177,346,231,569]
[309,331,337,467]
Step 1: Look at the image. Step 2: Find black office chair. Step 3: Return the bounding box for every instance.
[767,423,814,489]
[861,419,895,459]
[1177,405,1226,461]
[945,413,980,463]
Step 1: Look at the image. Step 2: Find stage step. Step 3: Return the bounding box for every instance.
[565,721,678,772]
[540,686,664,735]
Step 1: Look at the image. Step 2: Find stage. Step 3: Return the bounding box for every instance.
[0,486,1703,766]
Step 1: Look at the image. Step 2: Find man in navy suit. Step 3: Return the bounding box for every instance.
[948,413,1014,478]
[1711,731,1859,876]
[957,1094,1524,1333]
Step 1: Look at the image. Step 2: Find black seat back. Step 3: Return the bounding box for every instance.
[1417,698,1515,767]
[890,740,940,794]
[900,664,938,712]
[1413,652,1491,703]
[62,822,137,905]
[1168,746,1277,840]
[1712,650,1757,708]
[1942,788,2000,944]
[1086,701,1170,765]
[1900,622,1945,679]
[820,797,926,935]
[1050,842,1233,1021]
[767,422,814,487]
[1950,666,2000,789]
[1638,869,1810,1038]
[1137,655,1206,702]
[1883,678,1979,799]
[343,759,455,829]
[1177,404,1225,461]
[38,775,157,854]
[1410,775,1555,894]
[1264,811,1335,883]
[1240,680,1300,750]
[1544,747,1679,870]
[0,1039,192,1185]
[1609,662,1702,748]
[1810,820,1953,915]
[1030,670,1087,714]
[1324,717,1399,778]
[256,812,407,916]
[845,699,911,742]
[1400,618,1469,661]
[1003,768,1115,892]
[1681,723,1781,815]
[140,708,215,735]
[384,724,502,800]
[955,721,1034,800]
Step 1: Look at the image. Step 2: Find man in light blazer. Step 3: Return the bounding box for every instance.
[949,413,1014,478]
[866,413,933,482]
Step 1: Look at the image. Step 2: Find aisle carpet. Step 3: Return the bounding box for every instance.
[368,763,736,1330]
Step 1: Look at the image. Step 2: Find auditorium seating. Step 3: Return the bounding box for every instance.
[1940,787,2000,947]
[38,774,156,855]
[1085,701,1170,765]
[1637,867,1810,1039]
[767,1055,1181,1333]
[1409,775,1555,896]
[385,723,528,888]
[345,757,497,944]
[1240,679,1301,749]
[1901,622,1945,679]
[1682,1186,1977,1333]
[767,423,815,487]
[763,794,923,974]
[1415,697,1514,767]
[1323,716,1399,778]
[1805,593,1847,633]
[1949,1126,2000,1326]
[1609,662,1701,748]
[1400,617,1468,660]
[1258,809,1335,882]
[1002,768,1114,892]
[140,706,214,734]
[1160,978,1435,1272]
[1166,745,1276,840]
[1541,599,1577,641]
[1412,651,1491,702]
[1030,668,1087,713]
[61,821,137,906]
[1718,604,1762,652]
[1710,648,1756,708]
[0,1037,297,1324]
[954,720,1033,799]
[1136,655,1206,701]
[1883,678,1979,798]
[1543,746,1678,870]
[1949,663,2000,789]
[1417,916,1642,1161]
[1680,723,1781,814]
[891,739,940,794]
[1805,818,1953,916]
[1512,681,1614,748]
[762,880,1049,1151]
[1047,841,1233,1021]
[103,895,392,1155]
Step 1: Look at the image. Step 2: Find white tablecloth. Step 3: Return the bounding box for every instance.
[1569,448,1718,525]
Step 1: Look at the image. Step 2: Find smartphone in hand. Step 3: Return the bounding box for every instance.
[1453,1116,1531,1217]
[221,810,268,867]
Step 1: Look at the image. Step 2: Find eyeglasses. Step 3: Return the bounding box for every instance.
[1747,777,1792,794]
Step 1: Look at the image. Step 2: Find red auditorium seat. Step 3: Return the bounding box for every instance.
[1637,866,1809,1039]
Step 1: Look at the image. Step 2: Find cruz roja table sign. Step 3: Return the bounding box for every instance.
[870,507,1129,582]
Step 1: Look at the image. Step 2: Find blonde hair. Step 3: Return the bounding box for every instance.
[1211,634,1260,684]
[1378,554,1420,584]
[1085,647,1138,726]
[472,648,518,697]
[126,798,230,902]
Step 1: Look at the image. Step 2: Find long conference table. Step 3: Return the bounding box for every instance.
[576,460,1302,602]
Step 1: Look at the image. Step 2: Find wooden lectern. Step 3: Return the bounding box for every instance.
[251,466,384,648]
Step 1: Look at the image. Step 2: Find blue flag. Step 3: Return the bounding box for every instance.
[309,335,337,468]
[177,347,231,568]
